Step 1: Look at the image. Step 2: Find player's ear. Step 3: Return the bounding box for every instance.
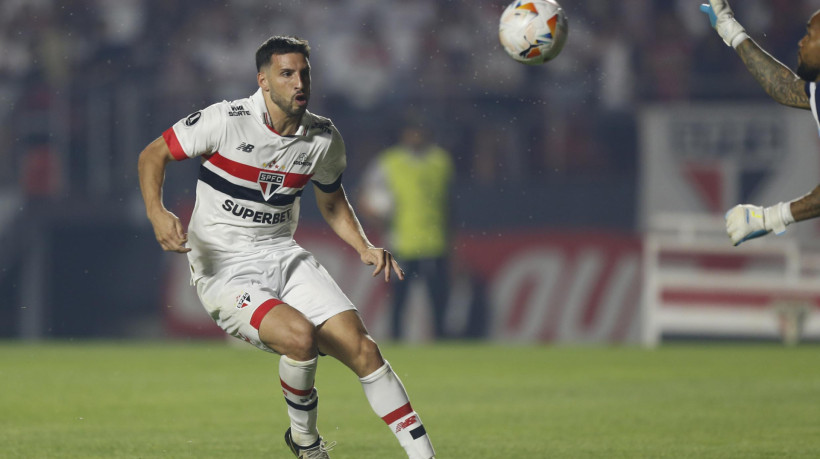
[257,71,269,91]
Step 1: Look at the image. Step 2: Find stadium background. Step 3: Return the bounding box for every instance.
[1,0,818,343]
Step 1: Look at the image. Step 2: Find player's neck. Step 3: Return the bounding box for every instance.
[264,102,302,136]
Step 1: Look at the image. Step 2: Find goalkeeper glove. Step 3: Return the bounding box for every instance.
[725,202,795,246]
[700,0,750,48]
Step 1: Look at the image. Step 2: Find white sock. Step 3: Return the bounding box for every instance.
[279,355,319,447]
[360,361,435,459]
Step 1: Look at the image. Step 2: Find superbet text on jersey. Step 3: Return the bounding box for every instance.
[162,88,346,280]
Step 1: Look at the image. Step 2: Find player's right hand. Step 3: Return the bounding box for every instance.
[700,0,748,48]
[149,209,191,253]
[725,203,791,246]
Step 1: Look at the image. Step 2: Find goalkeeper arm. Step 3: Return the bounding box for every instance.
[726,186,820,246]
[735,41,811,109]
[700,0,810,109]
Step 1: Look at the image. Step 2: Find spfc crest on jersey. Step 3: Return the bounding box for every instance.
[258,171,285,201]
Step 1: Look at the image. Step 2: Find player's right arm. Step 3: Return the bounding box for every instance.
[725,186,820,246]
[701,0,810,109]
[137,137,191,253]
[790,185,820,221]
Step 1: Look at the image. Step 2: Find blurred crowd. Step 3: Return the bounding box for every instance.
[0,0,815,198]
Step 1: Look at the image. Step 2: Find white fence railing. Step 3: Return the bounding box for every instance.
[642,212,820,346]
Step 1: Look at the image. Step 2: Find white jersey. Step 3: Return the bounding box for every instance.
[163,88,346,280]
[806,81,820,135]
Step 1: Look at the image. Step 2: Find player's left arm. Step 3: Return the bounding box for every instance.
[314,184,405,282]
[735,40,810,109]
[701,0,810,109]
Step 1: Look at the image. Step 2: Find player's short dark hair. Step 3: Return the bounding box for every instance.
[255,36,311,71]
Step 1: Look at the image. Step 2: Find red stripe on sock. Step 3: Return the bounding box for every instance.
[250,299,284,330]
[280,378,314,396]
[382,402,413,425]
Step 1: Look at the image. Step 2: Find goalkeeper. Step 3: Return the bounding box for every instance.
[701,0,820,245]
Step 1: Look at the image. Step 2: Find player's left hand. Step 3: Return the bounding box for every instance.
[725,202,792,246]
[361,247,405,282]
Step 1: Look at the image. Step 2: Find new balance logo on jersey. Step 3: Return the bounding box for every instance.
[228,104,251,117]
[236,142,255,153]
[258,171,285,200]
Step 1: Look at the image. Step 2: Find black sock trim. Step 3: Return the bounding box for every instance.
[285,396,318,412]
[410,424,426,440]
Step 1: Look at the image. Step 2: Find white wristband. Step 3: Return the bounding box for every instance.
[730,31,750,49]
[780,201,795,225]
[764,201,793,235]
[716,17,748,48]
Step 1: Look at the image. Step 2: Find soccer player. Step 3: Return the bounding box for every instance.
[137,36,436,459]
[700,0,820,245]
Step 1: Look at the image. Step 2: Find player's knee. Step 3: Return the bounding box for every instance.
[283,319,318,360]
[355,336,384,375]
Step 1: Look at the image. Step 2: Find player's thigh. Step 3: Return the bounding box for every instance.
[257,303,318,358]
[196,277,287,353]
[280,249,355,325]
[317,310,384,377]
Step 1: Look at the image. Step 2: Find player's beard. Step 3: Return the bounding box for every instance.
[797,53,820,82]
[270,91,307,117]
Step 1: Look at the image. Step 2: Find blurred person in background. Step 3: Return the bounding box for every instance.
[359,114,454,340]
[138,36,435,459]
[700,1,820,244]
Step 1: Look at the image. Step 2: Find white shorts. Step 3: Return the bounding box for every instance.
[193,243,355,352]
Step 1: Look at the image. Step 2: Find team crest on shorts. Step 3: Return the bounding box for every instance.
[235,292,251,309]
[258,171,285,200]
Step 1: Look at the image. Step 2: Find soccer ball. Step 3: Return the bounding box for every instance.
[498,0,568,65]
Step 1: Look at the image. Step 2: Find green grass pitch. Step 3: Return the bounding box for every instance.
[2,341,819,458]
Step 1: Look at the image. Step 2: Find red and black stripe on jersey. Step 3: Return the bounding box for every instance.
[195,152,342,205]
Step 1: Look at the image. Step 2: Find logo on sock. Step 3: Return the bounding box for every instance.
[299,389,315,404]
[395,415,418,433]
